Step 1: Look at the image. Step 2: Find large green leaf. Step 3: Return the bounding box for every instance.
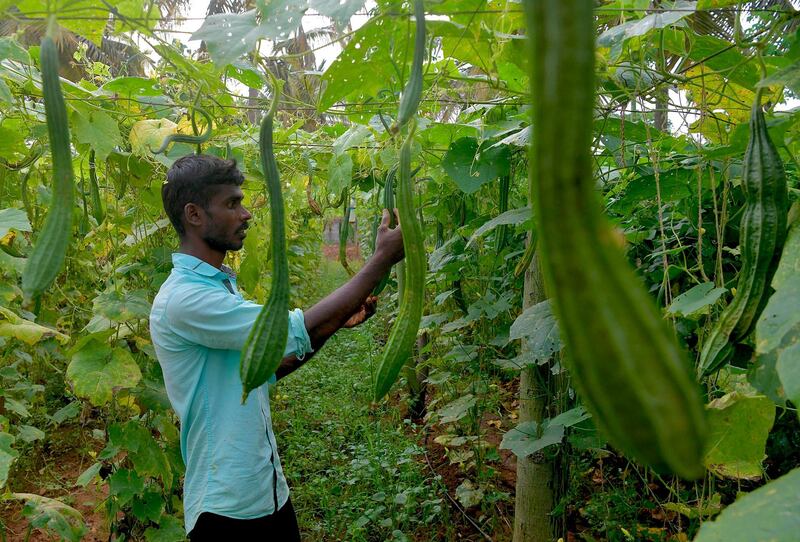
[319,17,402,110]
[102,77,163,97]
[704,393,775,480]
[0,432,18,487]
[500,407,589,459]
[72,108,122,161]
[467,206,531,248]
[441,138,511,194]
[92,289,151,324]
[756,221,800,417]
[667,282,727,320]
[598,1,694,57]
[66,339,142,406]
[327,153,353,195]
[191,11,269,68]
[108,468,144,506]
[0,208,31,237]
[437,394,477,424]
[693,467,800,542]
[509,299,563,364]
[309,0,366,26]
[144,514,185,542]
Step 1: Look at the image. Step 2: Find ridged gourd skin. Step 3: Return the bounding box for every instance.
[239,84,289,403]
[525,0,707,479]
[392,0,425,134]
[22,27,75,302]
[374,126,426,400]
[698,90,789,376]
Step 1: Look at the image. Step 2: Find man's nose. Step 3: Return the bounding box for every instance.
[241,206,252,221]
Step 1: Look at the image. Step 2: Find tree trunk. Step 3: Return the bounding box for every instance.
[513,241,555,542]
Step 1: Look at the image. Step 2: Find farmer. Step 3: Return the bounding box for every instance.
[149,154,404,540]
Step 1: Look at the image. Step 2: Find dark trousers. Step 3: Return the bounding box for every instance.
[188,498,301,541]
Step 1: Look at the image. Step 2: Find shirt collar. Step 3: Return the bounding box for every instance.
[172,253,234,280]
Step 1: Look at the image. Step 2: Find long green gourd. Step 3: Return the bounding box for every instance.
[22,19,75,303]
[524,0,706,478]
[390,0,425,134]
[373,0,427,400]
[239,76,289,403]
[698,89,789,376]
[374,124,425,400]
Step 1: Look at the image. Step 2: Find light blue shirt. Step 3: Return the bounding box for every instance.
[149,253,313,534]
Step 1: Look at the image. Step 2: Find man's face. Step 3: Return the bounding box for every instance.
[200,184,252,252]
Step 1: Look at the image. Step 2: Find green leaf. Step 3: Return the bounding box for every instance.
[144,514,185,542]
[667,282,727,319]
[467,207,531,248]
[254,0,307,40]
[327,153,353,195]
[0,432,19,487]
[704,393,775,480]
[108,468,144,506]
[0,79,12,104]
[454,480,483,508]
[319,17,401,110]
[225,62,264,89]
[132,490,164,523]
[697,0,742,8]
[66,340,142,406]
[500,421,564,458]
[92,289,151,323]
[102,77,163,96]
[755,221,800,418]
[73,109,123,161]
[309,0,365,25]
[694,467,800,542]
[509,299,563,363]
[757,60,800,94]
[0,37,32,64]
[437,394,477,424]
[333,124,371,154]
[441,138,511,194]
[16,424,45,443]
[107,422,172,487]
[191,11,265,68]
[49,401,81,425]
[76,462,102,487]
[0,208,31,237]
[598,1,694,54]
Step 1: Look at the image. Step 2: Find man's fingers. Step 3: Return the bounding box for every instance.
[380,208,391,229]
[393,208,401,227]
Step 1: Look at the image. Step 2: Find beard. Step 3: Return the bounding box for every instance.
[203,224,245,252]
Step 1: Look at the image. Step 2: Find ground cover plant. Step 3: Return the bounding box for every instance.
[0,0,799,540]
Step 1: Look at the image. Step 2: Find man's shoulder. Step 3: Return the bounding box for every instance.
[151,270,219,317]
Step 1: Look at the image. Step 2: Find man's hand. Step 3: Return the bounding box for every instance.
[342,295,378,328]
[374,209,404,265]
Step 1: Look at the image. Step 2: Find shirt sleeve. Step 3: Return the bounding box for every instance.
[165,285,313,359]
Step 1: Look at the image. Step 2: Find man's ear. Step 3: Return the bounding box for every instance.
[184,203,204,230]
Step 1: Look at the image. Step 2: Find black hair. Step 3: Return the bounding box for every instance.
[162,154,245,237]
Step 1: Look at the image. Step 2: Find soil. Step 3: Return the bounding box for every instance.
[1,428,109,542]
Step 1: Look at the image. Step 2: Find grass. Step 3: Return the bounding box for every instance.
[272,258,453,541]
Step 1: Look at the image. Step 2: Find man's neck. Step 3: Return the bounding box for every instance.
[178,241,226,269]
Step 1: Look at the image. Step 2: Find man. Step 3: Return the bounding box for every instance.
[149,155,404,540]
